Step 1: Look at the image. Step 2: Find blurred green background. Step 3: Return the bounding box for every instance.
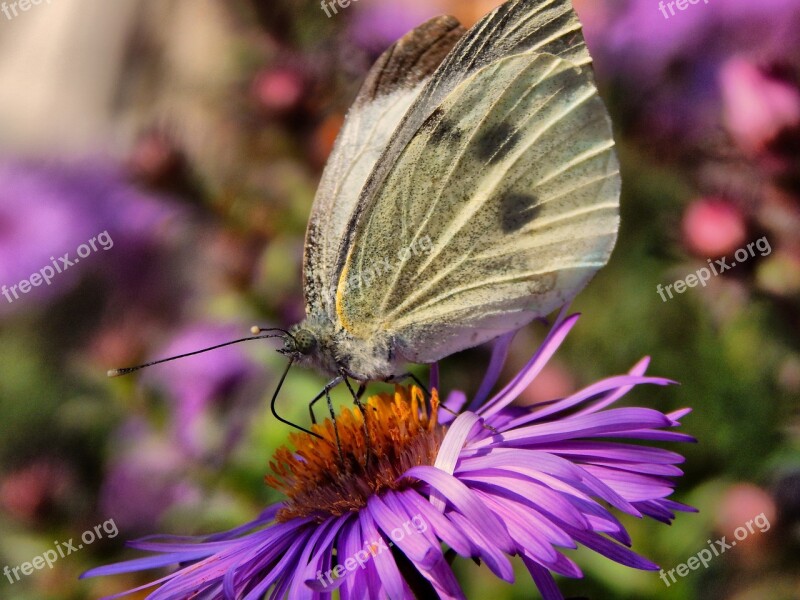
[0,0,798,598]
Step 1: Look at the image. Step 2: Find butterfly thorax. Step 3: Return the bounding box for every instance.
[285,316,397,381]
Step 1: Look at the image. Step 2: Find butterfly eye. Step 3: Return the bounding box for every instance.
[291,329,317,355]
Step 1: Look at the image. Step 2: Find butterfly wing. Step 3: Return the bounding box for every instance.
[302,16,465,319]
[334,0,592,262]
[334,0,619,364]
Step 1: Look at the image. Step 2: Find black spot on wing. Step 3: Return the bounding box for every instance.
[425,107,463,144]
[476,122,521,164]
[500,193,540,233]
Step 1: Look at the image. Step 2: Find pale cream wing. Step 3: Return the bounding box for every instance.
[332,0,592,270]
[335,50,619,363]
[302,16,465,318]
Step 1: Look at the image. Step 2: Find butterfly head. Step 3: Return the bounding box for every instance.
[277,317,336,365]
[280,327,317,357]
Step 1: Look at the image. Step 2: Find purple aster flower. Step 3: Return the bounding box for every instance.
[83,313,694,599]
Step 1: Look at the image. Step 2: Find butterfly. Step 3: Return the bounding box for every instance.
[111,0,620,439]
[276,0,619,405]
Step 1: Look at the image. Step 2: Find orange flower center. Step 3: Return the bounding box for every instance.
[266,385,445,522]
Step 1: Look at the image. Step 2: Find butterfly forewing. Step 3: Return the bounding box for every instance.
[331,0,594,273]
[333,4,619,364]
[303,16,465,319]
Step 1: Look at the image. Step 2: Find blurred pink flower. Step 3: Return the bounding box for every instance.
[586,0,800,154]
[0,459,75,523]
[682,197,747,257]
[252,68,305,115]
[518,360,576,406]
[127,131,182,184]
[716,483,776,562]
[721,58,800,157]
[0,160,180,317]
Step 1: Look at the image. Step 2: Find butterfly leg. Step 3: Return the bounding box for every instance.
[271,358,324,439]
[323,382,345,466]
[340,374,372,467]
[388,371,496,432]
[308,376,343,424]
[386,372,457,418]
[394,372,430,396]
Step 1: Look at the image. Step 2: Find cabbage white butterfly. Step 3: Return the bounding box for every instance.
[282,0,619,388]
[111,0,620,439]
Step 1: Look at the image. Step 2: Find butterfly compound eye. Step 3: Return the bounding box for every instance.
[290,329,317,355]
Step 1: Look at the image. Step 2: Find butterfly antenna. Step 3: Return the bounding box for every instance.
[107,332,286,377]
[250,326,293,337]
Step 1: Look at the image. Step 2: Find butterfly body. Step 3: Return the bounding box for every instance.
[284,319,396,380]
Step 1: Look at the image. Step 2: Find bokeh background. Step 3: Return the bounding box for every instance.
[1,0,799,598]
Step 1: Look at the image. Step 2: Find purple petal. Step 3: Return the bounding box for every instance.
[290,515,346,598]
[446,511,515,582]
[470,489,560,566]
[472,408,672,448]
[522,555,566,600]
[402,466,514,552]
[565,495,631,545]
[403,490,474,557]
[359,509,410,599]
[81,551,214,579]
[534,440,685,465]
[474,490,578,549]
[582,465,675,502]
[429,362,440,392]
[459,470,589,530]
[504,374,674,429]
[605,429,697,442]
[441,391,468,422]
[667,408,693,420]
[337,517,364,599]
[479,314,580,418]
[573,357,652,416]
[467,330,516,411]
[415,560,466,600]
[566,526,659,571]
[431,412,482,511]
[367,494,438,568]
